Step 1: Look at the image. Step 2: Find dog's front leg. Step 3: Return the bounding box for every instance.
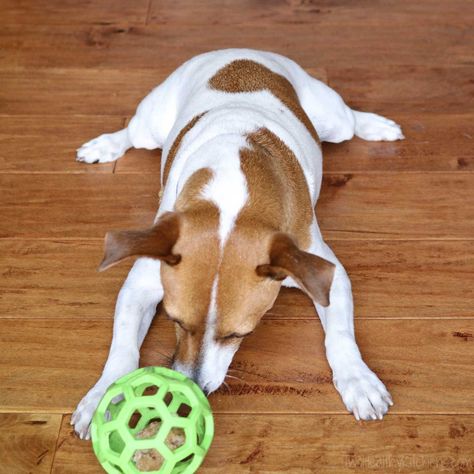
[309,224,393,420]
[72,258,163,439]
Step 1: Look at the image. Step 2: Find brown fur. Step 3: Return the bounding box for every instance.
[214,126,317,334]
[163,113,206,185]
[257,233,335,306]
[98,212,181,271]
[161,168,221,367]
[209,59,320,144]
[242,128,313,248]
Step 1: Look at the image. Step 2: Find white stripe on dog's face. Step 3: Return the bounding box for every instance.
[194,151,249,391]
[197,279,240,393]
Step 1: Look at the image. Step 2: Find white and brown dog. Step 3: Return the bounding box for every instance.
[72,49,403,439]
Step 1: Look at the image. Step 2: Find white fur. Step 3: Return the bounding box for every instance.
[73,49,403,438]
[197,279,238,393]
[71,258,162,439]
[200,140,249,247]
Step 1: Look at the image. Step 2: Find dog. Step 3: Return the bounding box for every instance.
[72,49,403,439]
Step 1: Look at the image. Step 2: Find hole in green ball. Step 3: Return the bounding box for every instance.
[132,447,163,472]
[141,385,158,396]
[177,403,191,418]
[163,391,173,406]
[128,410,142,429]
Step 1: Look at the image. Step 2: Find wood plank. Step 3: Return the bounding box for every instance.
[53,413,474,474]
[0,240,126,319]
[0,115,123,173]
[52,415,102,473]
[1,240,473,320]
[324,113,474,173]
[327,66,474,114]
[0,174,159,239]
[1,318,474,414]
[1,22,471,70]
[114,147,162,174]
[317,173,474,240]
[0,413,61,473]
[149,0,472,27]
[0,0,149,25]
[1,173,473,239]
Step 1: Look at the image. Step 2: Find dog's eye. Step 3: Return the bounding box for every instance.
[220,330,253,340]
[168,316,193,333]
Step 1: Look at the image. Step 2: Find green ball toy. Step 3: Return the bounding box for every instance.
[90,367,214,474]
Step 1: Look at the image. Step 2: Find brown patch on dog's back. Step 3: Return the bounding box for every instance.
[175,168,214,212]
[163,113,206,185]
[241,128,313,248]
[209,59,319,144]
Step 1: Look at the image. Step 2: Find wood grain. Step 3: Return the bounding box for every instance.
[114,148,162,175]
[0,0,149,25]
[0,115,122,173]
[0,413,61,473]
[149,0,473,27]
[0,240,126,319]
[1,240,473,320]
[1,318,474,414]
[1,173,472,239]
[317,173,474,240]
[327,66,474,115]
[53,413,474,474]
[323,113,474,173]
[0,174,159,239]
[1,23,472,70]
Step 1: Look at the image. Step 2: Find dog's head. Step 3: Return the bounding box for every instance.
[99,210,334,394]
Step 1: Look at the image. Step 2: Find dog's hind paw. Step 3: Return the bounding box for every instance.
[354,111,404,142]
[334,363,393,421]
[76,131,128,164]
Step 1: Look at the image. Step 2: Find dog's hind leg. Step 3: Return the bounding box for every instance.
[71,258,163,439]
[308,221,393,421]
[297,74,404,143]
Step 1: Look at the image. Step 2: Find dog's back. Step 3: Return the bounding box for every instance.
[151,49,323,231]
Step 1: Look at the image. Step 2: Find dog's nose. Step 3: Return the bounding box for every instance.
[194,374,210,396]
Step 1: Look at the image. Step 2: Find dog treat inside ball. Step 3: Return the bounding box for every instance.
[132,420,186,472]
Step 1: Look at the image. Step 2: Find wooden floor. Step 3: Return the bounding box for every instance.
[1,1,473,472]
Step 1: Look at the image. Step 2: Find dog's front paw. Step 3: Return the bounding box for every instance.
[76,133,126,164]
[334,363,393,421]
[71,388,105,440]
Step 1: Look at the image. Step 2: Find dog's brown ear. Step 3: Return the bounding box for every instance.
[98,212,181,271]
[256,233,335,306]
